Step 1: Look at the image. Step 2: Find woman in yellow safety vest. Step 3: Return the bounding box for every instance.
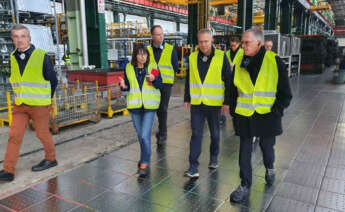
[120,44,162,177]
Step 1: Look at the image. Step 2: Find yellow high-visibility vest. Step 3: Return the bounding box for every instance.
[10,48,51,106]
[126,63,161,109]
[234,51,278,116]
[147,43,174,84]
[189,49,225,106]
[226,48,244,66]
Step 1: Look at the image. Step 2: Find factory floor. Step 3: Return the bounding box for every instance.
[1,70,345,212]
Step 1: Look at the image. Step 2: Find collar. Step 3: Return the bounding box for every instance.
[15,44,35,55]
[198,47,215,63]
[230,47,240,55]
[153,41,164,50]
[240,46,266,69]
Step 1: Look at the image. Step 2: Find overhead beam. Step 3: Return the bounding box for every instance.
[152,0,237,6]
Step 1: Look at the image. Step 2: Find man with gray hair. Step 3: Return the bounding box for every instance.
[0,24,58,182]
[183,29,231,178]
[229,28,292,202]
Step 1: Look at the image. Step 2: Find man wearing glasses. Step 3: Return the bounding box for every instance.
[229,29,292,202]
[147,25,179,147]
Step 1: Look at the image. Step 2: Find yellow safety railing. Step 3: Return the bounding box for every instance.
[0,92,12,127]
[99,83,128,118]
[176,45,192,78]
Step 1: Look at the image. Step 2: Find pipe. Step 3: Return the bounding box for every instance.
[62,0,65,13]
[242,0,246,33]
[80,0,89,66]
[53,0,61,71]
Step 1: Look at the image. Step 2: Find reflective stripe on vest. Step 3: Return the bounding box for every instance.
[147,43,174,84]
[189,49,225,106]
[11,82,51,88]
[15,93,51,98]
[190,83,224,89]
[226,48,244,66]
[9,48,51,106]
[234,51,278,116]
[125,63,161,110]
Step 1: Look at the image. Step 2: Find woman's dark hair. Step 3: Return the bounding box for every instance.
[131,44,150,67]
[230,36,241,43]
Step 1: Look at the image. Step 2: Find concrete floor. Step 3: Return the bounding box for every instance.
[1,72,345,211]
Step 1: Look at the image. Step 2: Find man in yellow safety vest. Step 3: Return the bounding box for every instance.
[147,25,179,147]
[221,36,244,125]
[0,24,58,182]
[229,29,292,203]
[184,29,231,178]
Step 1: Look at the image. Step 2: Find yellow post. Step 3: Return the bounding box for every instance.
[52,93,58,118]
[107,87,112,118]
[63,83,69,110]
[72,87,77,112]
[83,85,88,111]
[76,80,80,90]
[181,46,184,74]
[6,92,12,127]
[95,80,99,93]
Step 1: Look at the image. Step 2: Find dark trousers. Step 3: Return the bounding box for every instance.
[156,84,172,140]
[189,107,220,172]
[239,136,276,187]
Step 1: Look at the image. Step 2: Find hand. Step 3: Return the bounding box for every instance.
[221,105,229,114]
[146,74,155,82]
[184,102,190,109]
[119,78,127,89]
[230,64,234,70]
[48,104,53,112]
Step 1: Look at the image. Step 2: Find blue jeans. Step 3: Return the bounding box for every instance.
[130,110,156,165]
[189,107,220,172]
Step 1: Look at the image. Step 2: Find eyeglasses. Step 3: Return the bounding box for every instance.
[241,40,254,46]
[137,53,147,56]
[152,33,163,36]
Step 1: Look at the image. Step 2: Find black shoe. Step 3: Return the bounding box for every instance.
[220,115,226,125]
[265,169,275,186]
[157,136,167,146]
[138,166,149,177]
[0,170,14,182]
[32,160,58,172]
[230,185,250,203]
[208,162,219,169]
[184,170,199,178]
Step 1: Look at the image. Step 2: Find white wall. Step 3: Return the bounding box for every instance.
[180,23,188,33]
[108,13,185,34]
[153,19,177,33]
[105,10,114,24]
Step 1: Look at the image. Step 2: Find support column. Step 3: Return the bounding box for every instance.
[294,6,303,35]
[85,0,108,68]
[270,0,279,30]
[188,1,198,45]
[146,15,154,29]
[304,13,310,35]
[264,0,272,30]
[197,0,209,30]
[237,0,253,33]
[113,11,119,22]
[264,0,279,30]
[177,21,180,32]
[300,11,306,35]
[65,0,84,69]
[280,0,293,34]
